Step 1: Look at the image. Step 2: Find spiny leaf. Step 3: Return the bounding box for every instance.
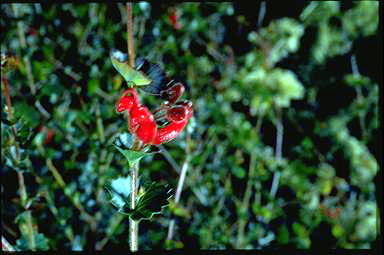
[129,182,172,221]
[105,177,172,221]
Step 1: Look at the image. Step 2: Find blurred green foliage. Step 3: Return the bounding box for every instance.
[1,2,380,250]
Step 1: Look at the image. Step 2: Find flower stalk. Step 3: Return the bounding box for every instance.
[127,2,139,251]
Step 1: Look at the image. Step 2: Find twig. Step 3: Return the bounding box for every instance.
[42,191,75,243]
[1,75,20,166]
[2,56,36,251]
[167,131,191,241]
[2,75,26,206]
[127,2,135,67]
[166,158,189,240]
[270,106,283,198]
[96,101,105,143]
[25,211,36,251]
[351,54,368,142]
[95,213,125,250]
[46,159,97,231]
[257,1,266,27]
[34,101,51,119]
[160,145,180,173]
[12,4,36,95]
[236,149,256,248]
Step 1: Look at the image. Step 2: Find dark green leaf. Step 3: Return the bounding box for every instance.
[129,183,172,221]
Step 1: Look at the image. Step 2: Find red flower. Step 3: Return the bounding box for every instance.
[160,82,185,104]
[154,101,192,145]
[116,88,139,113]
[116,87,192,146]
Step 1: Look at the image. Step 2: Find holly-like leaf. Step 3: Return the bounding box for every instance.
[105,177,172,221]
[110,49,152,86]
[130,182,173,221]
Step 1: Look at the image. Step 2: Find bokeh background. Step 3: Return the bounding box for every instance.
[1,2,381,250]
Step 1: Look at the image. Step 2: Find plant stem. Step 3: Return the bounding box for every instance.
[130,159,139,252]
[1,75,20,166]
[236,149,256,248]
[2,69,35,250]
[12,4,36,95]
[127,2,135,67]
[351,54,368,142]
[270,106,283,198]
[95,213,125,250]
[166,158,189,241]
[257,1,266,27]
[126,2,139,251]
[166,131,191,241]
[46,158,97,231]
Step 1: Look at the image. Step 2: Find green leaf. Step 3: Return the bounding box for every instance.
[105,178,172,221]
[15,212,50,251]
[169,200,191,218]
[104,176,132,213]
[113,144,159,167]
[114,145,148,166]
[110,49,152,86]
[277,225,290,245]
[129,182,172,221]
[231,165,246,179]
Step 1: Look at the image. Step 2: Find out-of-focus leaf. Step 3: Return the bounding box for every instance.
[105,175,132,211]
[15,212,50,251]
[169,200,191,218]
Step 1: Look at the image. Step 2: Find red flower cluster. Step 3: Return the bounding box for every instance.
[116,86,192,145]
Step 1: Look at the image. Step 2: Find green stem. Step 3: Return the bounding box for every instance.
[25,211,36,251]
[130,159,139,252]
[2,67,35,250]
[126,2,139,251]
[350,55,368,142]
[236,149,256,248]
